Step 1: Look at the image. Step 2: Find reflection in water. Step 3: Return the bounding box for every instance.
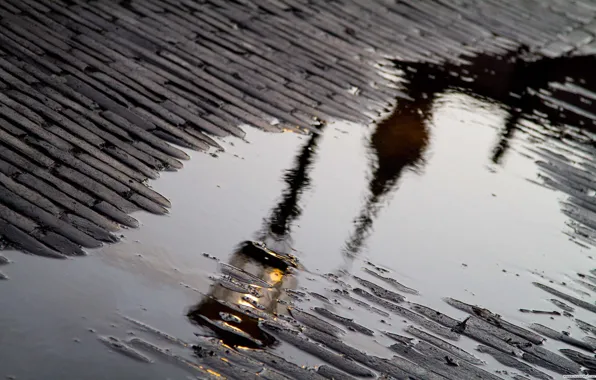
[335,50,596,272]
[188,95,433,346]
[187,132,321,348]
[393,52,596,164]
[187,243,293,348]
[339,50,582,261]
[343,95,430,259]
[259,132,324,255]
[391,53,596,245]
[189,49,596,350]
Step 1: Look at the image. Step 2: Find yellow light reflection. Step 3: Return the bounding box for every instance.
[237,300,255,309]
[267,268,284,284]
[206,369,223,377]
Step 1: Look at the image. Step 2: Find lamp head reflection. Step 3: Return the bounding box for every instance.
[188,241,298,348]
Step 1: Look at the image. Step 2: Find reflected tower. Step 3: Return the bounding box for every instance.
[342,52,596,261]
[342,75,432,260]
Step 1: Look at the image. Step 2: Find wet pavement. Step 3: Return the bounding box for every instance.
[5,0,596,379]
[3,65,596,378]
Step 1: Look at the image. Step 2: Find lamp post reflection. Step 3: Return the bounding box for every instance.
[188,131,323,348]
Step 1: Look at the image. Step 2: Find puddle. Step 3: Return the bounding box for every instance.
[4,52,596,379]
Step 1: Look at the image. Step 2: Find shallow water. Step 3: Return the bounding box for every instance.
[4,53,596,379]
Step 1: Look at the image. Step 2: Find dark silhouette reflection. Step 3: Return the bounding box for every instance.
[392,52,596,164]
[343,93,430,258]
[187,132,321,348]
[386,52,596,248]
[259,132,324,255]
[342,51,596,258]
